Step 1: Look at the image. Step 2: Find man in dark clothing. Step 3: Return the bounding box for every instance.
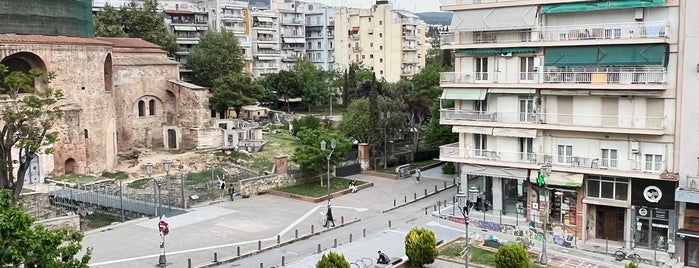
[323,204,335,227]
[228,185,235,201]
[377,251,390,264]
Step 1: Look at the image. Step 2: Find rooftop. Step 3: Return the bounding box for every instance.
[0,34,112,46]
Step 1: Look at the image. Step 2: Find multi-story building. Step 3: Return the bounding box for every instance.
[439,0,681,258]
[207,0,252,72]
[250,10,282,78]
[303,2,335,71]
[271,0,306,71]
[162,4,209,81]
[334,0,426,82]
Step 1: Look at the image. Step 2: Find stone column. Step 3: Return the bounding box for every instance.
[274,156,288,174]
[358,143,370,171]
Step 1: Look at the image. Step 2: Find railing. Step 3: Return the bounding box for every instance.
[282,18,303,25]
[440,109,666,130]
[400,18,422,25]
[439,143,664,173]
[256,38,279,42]
[441,0,573,6]
[255,50,280,54]
[440,32,455,46]
[253,23,275,28]
[351,34,360,40]
[684,177,699,191]
[440,67,667,85]
[220,12,245,19]
[352,47,362,52]
[402,33,418,39]
[402,45,418,50]
[403,57,420,64]
[443,21,668,45]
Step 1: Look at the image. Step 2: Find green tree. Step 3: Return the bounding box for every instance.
[290,116,323,136]
[625,262,639,268]
[293,59,331,112]
[267,70,302,113]
[316,251,350,268]
[423,101,457,147]
[0,190,92,266]
[93,0,178,56]
[185,29,245,87]
[0,65,62,204]
[404,227,438,267]
[292,128,350,185]
[494,243,530,268]
[209,73,263,118]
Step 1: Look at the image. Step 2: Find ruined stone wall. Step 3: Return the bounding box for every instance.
[169,81,222,150]
[112,53,179,152]
[0,44,117,175]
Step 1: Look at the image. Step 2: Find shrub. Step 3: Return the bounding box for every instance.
[405,227,438,267]
[625,262,639,268]
[442,162,456,174]
[316,251,349,268]
[494,243,530,268]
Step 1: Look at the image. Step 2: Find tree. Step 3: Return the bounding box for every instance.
[293,59,331,112]
[494,243,530,268]
[185,29,245,87]
[0,190,92,266]
[0,65,62,204]
[316,251,349,268]
[292,128,350,185]
[266,70,301,113]
[625,262,639,268]
[423,102,457,147]
[290,116,323,136]
[93,0,178,57]
[404,227,438,267]
[209,73,263,118]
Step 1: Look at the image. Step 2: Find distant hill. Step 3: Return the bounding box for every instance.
[250,0,270,8]
[417,12,452,25]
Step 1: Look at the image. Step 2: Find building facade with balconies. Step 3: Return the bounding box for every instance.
[440,0,682,256]
[207,0,252,73]
[271,0,305,71]
[250,10,281,78]
[334,1,426,82]
[163,6,210,82]
[303,2,335,71]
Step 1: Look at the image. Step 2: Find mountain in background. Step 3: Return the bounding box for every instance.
[250,0,270,8]
[417,12,452,25]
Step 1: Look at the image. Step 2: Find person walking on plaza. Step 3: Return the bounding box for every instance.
[323,203,335,227]
[415,168,421,183]
[228,185,236,201]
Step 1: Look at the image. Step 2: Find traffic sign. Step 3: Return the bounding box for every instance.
[158,220,169,235]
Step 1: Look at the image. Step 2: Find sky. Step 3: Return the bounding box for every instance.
[332,0,441,13]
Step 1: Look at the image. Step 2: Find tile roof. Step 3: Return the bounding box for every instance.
[94,38,161,49]
[0,34,113,46]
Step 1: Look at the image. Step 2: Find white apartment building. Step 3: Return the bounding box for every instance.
[207,0,253,72]
[271,0,306,71]
[250,10,281,78]
[334,0,426,82]
[160,1,209,81]
[439,0,682,260]
[303,2,335,71]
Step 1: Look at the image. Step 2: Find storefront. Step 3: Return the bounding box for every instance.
[631,178,677,250]
[528,171,584,239]
[583,175,630,243]
[676,186,699,267]
[460,164,529,217]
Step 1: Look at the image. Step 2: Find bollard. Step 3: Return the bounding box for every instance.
[214,252,218,263]
[434,204,437,211]
[188,259,192,268]
[258,240,262,250]
[341,216,344,225]
[334,239,337,248]
[444,181,447,189]
[404,195,407,203]
[295,229,298,239]
[277,235,281,245]
[434,185,438,192]
[363,229,366,238]
[282,256,286,266]
[393,199,396,207]
[453,177,456,185]
[350,233,353,243]
[605,239,609,252]
[312,225,315,233]
[389,220,392,228]
[318,244,321,253]
[424,189,427,196]
[425,207,428,215]
[237,246,241,256]
[414,192,417,200]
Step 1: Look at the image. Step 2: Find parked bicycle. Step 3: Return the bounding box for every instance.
[614,247,641,263]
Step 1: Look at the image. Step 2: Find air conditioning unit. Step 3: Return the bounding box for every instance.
[631,141,640,154]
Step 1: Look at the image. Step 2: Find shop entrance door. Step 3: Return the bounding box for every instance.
[596,206,625,241]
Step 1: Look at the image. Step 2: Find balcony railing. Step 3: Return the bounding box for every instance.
[255,50,280,54]
[253,23,275,28]
[440,109,666,130]
[352,47,362,52]
[282,18,303,25]
[403,57,420,64]
[402,45,418,50]
[400,18,421,25]
[440,0,521,5]
[256,37,278,42]
[439,143,665,174]
[440,67,667,85]
[442,21,668,46]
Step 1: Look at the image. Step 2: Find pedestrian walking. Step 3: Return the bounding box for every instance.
[323,203,335,227]
[228,185,236,201]
[415,168,421,183]
[218,177,226,198]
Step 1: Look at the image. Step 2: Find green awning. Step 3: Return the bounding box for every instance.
[441,89,487,100]
[542,0,665,14]
[458,48,538,55]
[544,44,668,66]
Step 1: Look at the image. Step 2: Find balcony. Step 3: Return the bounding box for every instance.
[253,23,275,29]
[256,37,278,43]
[442,21,668,48]
[440,67,667,89]
[677,177,699,203]
[402,45,418,51]
[403,57,420,64]
[220,12,245,20]
[352,47,362,53]
[350,34,360,40]
[254,49,281,55]
[400,18,421,25]
[402,33,418,40]
[439,143,666,177]
[440,109,666,132]
[282,18,303,25]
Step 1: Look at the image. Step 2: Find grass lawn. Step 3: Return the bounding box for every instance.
[439,240,547,268]
[48,173,100,184]
[101,171,129,180]
[84,213,122,229]
[251,131,300,170]
[275,177,365,197]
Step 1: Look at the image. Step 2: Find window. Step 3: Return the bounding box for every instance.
[317,41,321,48]
[380,70,383,75]
[557,145,572,164]
[84,129,89,139]
[149,99,156,116]
[474,134,487,157]
[370,54,374,59]
[519,138,534,162]
[586,176,629,201]
[601,149,618,168]
[474,100,487,112]
[380,45,383,50]
[519,97,534,122]
[475,57,488,80]
[138,100,145,117]
[379,20,382,25]
[644,154,663,172]
[329,41,333,49]
[362,55,365,59]
[604,28,622,39]
[368,18,372,22]
[520,57,535,81]
[370,42,373,47]
[379,33,383,38]
[379,58,383,63]
[308,4,313,10]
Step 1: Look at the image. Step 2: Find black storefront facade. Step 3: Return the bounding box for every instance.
[631,178,677,251]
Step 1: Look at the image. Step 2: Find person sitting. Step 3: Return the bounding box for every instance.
[377,250,390,264]
[348,180,358,193]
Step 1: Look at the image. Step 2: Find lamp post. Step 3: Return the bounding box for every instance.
[456,186,481,268]
[539,163,552,265]
[380,111,391,170]
[146,162,156,216]
[321,139,336,204]
[163,159,171,213]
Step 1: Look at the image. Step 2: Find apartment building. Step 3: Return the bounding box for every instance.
[334,0,426,82]
[160,1,209,81]
[303,2,335,71]
[271,0,306,71]
[439,0,681,259]
[207,0,252,72]
[250,10,282,78]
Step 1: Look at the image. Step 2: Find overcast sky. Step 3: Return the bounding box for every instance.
[331,0,441,13]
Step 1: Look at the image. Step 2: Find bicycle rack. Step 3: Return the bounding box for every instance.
[350,257,373,268]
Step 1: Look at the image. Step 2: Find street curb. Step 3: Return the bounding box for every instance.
[194,218,363,268]
[381,183,455,213]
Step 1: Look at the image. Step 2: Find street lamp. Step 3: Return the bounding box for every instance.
[456,186,481,268]
[163,159,172,214]
[163,159,171,176]
[380,111,391,170]
[321,139,336,204]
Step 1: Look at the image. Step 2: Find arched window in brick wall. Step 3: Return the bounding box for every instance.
[148,99,156,116]
[138,100,145,117]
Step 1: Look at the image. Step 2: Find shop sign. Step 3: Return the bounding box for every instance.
[653,209,668,220]
[631,178,677,209]
[652,222,669,228]
[638,207,649,217]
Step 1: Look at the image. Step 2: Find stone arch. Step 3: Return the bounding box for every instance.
[138,100,145,117]
[104,54,113,92]
[0,52,47,90]
[148,99,156,115]
[64,158,77,174]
